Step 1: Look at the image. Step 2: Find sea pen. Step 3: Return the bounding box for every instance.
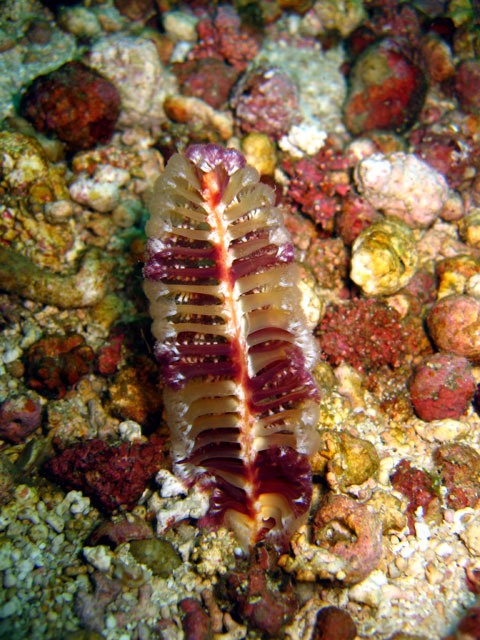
[144,144,320,548]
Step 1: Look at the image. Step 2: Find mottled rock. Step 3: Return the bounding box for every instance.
[26,334,94,399]
[344,39,426,135]
[232,66,300,139]
[409,353,476,421]
[313,494,383,585]
[20,61,120,151]
[427,294,480,362]
[0,246,115,308]
[129,538,181,577]
[0,394,42,443]
[87,35,178,129]
[311,430,379,490]
[454,59,480,114]
[434,444,480,510]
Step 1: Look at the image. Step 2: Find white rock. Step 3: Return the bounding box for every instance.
[88,35,178,129]
[119,420,143,442]
[413,418,471,443]
[163,11,198,42]
[279,122,327,157]
[349,570,388,607]
[460,514,480,555]
[156,469,188,498]
[354,152,450,228]
[83,545,112,572]
[69,176,119,213]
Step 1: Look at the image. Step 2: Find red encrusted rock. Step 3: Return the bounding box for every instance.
[402,269,437,317]
[89,514,153,546]
[455,605,480,639]
[409,353,476,421]
[231,66,300,140]
[0,394,42,443]
[316,299,430,373]
[390,459,440,534]
[43,433,164,512]
[173,58,239,110]
[20,61,120,152]
[454,59,480,115]
[26,334,95,399]
[75,570,122,634]
[224,547,298,636]
[95,329,125,376]
[344,38,427,135]
[427,294,480,362]
[190,5,261,72]
[335,191,378,245]
[409,129,474,191]
[362,0,422,47]
[420,33,455,84]
[281,141,353,233]
[313,606,357,640]
[179,598,212,640]
[313,494,383,585]
[109,357,163,424]
[433,444,480,510]
[113,0,154,21]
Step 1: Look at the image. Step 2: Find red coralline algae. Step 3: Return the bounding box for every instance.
[316,299,429,373]
[20,61,120,152]
[224,547,298,637]
[0,394,42,443]
[433,444,480,511]
[409,353,476,422]
[454,59,480,115]
[173,58,239,110]
[390,459,440,534]
[313,606,357,640]
[26,334,95,399]
[231,66,300,140]
[179,598,212,640]
[43,434,164,512]
[190,5,261,72]
[281,141,352,233]
[344,38,427,135]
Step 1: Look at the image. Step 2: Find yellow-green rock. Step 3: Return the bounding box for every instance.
[350,217,418,296]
